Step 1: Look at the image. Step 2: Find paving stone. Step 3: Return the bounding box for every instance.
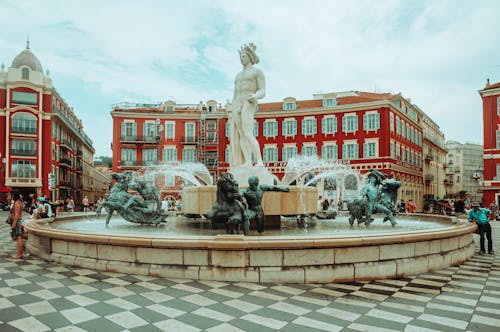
[0,221,499,331]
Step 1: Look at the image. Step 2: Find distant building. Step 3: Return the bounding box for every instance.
[479,79,500,206]
[0,41,106,204]
[444,141,483,202]
[111,91,430,209]
[419,109,446,200]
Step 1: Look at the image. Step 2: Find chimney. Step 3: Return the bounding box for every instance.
[486,78,490,88]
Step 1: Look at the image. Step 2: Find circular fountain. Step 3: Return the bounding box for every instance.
[25,158,476,283]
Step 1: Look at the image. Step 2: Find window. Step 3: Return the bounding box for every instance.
[282,145,297,161]
[283,102,296,110]
[11,112,37,134]
[390,141,395,158]
[396,117,401,135]
[121,121,137,140]
[121,149,136,166]
[363,141,377,158]
[166,105,174,112]
[302,145,317,157]
[401,120,406,138]
[322,98,337,107]
[11,139,36,156]
[389,113,394,132]
[301,118,317,136]
[143,149,157,166]
[165,122,175,139]
[322,116,337,134]
[342,142,358,160]
[12,91,37,105]
[322,144,338,160]
[225,146,230,163]
[143,122,157,141]
[182,148,196,162]
[163,147,177,162]
[22,67,29,80]
[12,160,35,178]
[498,96,500,116]
[253,121,258,137]
[496,164,500,180]
[185,122,196,142]
[496,130,500,148]
[226,122,231,138]
[165,174,175,186]
[263,120,278,137]
[342,114,358,133]
[405,123,410,140]
[282,119,297,136]
[263,146,278,162]
[363,113,380,131]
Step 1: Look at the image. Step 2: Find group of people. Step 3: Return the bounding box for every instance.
[161,196,181,212]
[398,199,417,213]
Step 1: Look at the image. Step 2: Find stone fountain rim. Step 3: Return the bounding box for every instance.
[25,214,475,250]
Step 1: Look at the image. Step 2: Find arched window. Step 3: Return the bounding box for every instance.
[11,113,37,134]
[22,67,29,80]
[12,160,36,178]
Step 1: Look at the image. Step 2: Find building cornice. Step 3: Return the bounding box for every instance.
[479,87,500,97]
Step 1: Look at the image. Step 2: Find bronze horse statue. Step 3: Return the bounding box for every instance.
[97,173,165,226]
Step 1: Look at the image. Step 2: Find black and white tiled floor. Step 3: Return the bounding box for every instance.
[1,221,499,331]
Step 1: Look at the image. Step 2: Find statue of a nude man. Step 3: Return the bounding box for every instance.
[229,43,265,167]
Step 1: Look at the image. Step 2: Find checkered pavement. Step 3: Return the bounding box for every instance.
[0,220,499,331]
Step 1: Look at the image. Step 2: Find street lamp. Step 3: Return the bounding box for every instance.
[155,118,164,165]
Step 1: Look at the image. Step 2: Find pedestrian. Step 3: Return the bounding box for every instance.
[10,193,28,259]
[322,198,329,211]
[454,197,466,217]
[57,197,65,214]
[468,202,494,255]
[489,201,498,221]
[66,197,74,213]
[405,199,416,213]
[82,196,90,212]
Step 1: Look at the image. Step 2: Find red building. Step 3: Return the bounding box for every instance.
[111,91,425,207]
[479,79,500,206]
[0,41,96,205]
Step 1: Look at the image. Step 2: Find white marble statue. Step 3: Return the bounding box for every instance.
[229,43,265,167]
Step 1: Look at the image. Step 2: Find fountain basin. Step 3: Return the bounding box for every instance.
[25,214,476,283]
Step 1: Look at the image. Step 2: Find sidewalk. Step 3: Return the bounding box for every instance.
[0,216,499,331]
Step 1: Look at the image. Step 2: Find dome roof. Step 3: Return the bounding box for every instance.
[11,41,43,72]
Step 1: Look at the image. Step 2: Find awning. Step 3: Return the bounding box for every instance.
[0,187,12,193]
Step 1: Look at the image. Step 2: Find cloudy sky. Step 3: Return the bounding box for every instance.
[1,0,499,157]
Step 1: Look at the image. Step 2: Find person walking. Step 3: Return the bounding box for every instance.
[82,196,90,212]
[10,193,28,259]
[468,202,494,255]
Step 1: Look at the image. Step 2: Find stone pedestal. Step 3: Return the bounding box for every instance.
[229,165,278,186]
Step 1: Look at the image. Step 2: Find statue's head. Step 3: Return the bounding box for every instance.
[248,176,259,188]
[239,43,259,65]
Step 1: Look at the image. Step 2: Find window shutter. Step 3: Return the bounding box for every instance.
[342,144,346,159]
[342,116,346,132]
[354,116,358,132]
[363,142,367,157]
[313,119,317,134]
[301,119,306,135]
[354,144,359,159]
[282,122,286,136]
[322,118,326,133]
[376,113,380,129]
[363,114,367,130]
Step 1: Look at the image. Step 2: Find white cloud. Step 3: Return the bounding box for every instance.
[1,0,499,155]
